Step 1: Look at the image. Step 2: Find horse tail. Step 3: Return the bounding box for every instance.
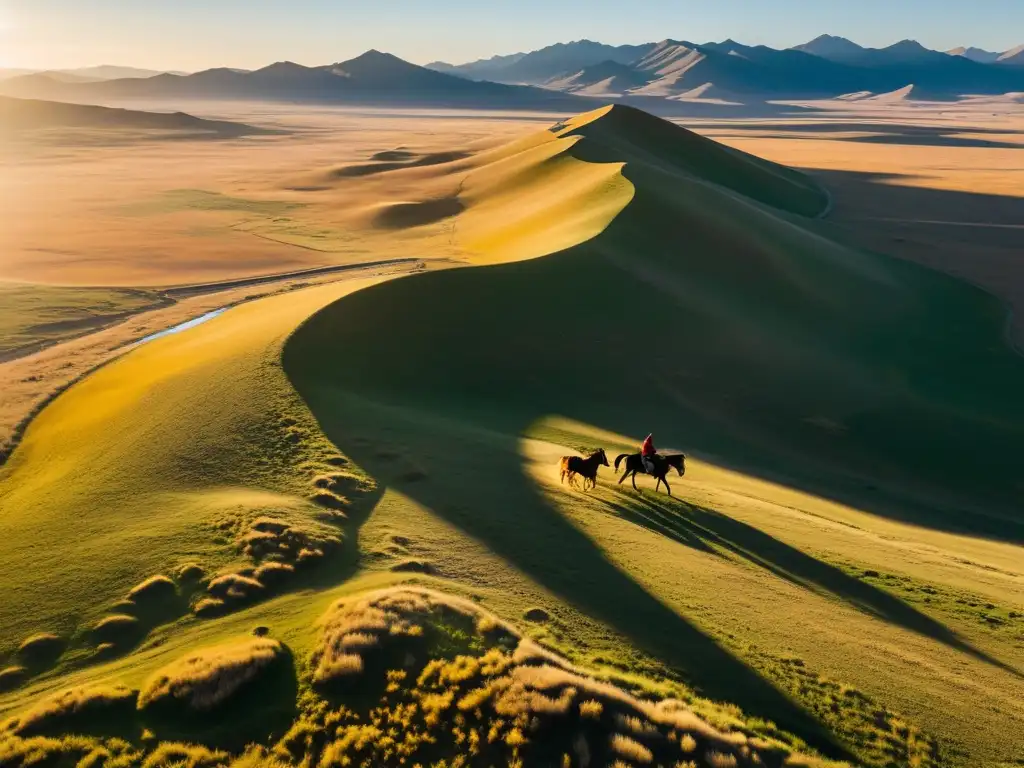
[614,453,629,471]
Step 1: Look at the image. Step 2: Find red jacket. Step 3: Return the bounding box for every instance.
[641,434,655,457]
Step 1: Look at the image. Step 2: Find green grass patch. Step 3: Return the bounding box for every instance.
[832,562,1024,635]
[0,282,167,357]
[121,189,304,217]
[740,647,942,768]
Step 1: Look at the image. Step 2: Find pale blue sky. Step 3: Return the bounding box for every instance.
[2,0,1022,71]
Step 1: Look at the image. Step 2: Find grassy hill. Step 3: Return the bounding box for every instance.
[0,96,262,136]
[283,105,1024,763]
[287,104,1024,526]
[1,104,1022,767]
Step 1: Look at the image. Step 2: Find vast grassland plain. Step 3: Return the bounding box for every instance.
[1,98,1023,768]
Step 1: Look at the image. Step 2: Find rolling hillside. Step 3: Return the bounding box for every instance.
[1,104,1023,767]
[287,103,1024,544]
[0,96,263,135]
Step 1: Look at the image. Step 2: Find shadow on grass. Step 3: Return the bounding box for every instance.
[597,488,1022,678]
[141,643,300,752]
[288,393,853,760]
[699,120,1024,149]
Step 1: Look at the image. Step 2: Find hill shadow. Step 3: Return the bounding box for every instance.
[697,120,1024,149]
[594,488,1021,678]
[292,392,852,760]
[802,166,1024,355]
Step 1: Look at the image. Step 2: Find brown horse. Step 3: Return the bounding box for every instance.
[560,449,610,491]
[614,452,686,496]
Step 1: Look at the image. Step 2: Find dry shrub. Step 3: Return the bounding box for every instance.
[17,633,64,664]
[92,614,140,642]
[141,742,229,768]
[297,547,324,565]
[93,643,118,660]
[12,685,137,736]
[176,563,205,582]
[390,559,437,574]
[208,573,264,601]
[295,587,825,768]
[0,666,27,692]
[138,638,285,712]
[127,575,177,603]
[707,750,739,768]
[0,734,132,767]
[193,597,226,617]
[239,517,340,571]
[253,562,295,586]
[611,733,654,763]
[523,607,550,622]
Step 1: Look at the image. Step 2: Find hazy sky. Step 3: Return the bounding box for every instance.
[2,0,1022,71]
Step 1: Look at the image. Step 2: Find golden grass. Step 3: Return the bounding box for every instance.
[292,587,831,768]
[610,733,654,763]
[206,573,265,601]
[2,103,1024,768]
[192,598,226,618]
[91,614,139,641]
[0,278,379,658]
[138,637,285,712]
[15,633,63,664]
[7,684,136,736]
[127,575,177,602]
[0,667,27,692]
[141,742,229,768]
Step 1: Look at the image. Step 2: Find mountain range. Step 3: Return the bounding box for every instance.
[0,51,583,110]
[0,95,261,136]
[0,65,187,82]
[3,36,1023,111]
[431,36,1024,100]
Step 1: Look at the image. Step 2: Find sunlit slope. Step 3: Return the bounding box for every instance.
[0,280,381,652]
[287,104,1024,530]
[452,104,826,262]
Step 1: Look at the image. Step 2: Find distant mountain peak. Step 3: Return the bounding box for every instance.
[886,39,928,51]
[790,34,865,61]
[257,61,309,72]
[998,44,1024,64]
[947,46,1001,63]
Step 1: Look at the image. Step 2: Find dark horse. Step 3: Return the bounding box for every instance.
[560,449,610,491]
[614,452,686,495]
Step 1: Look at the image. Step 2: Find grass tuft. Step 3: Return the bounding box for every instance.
[0,666,27,692]
[193,597,227,618]
[138,637,286,713]
[91,614,140,644]
[11,685,137,736]
[16,633,65,666]
[140,742,229,768]
[127,575,177,603]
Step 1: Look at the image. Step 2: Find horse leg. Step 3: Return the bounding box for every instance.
[631,471,638,491]
[618,469,630,485]
[655,476,662,492]
[663,476,672,496]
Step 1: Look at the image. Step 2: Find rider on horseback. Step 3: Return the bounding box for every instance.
[641,433,657,475]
